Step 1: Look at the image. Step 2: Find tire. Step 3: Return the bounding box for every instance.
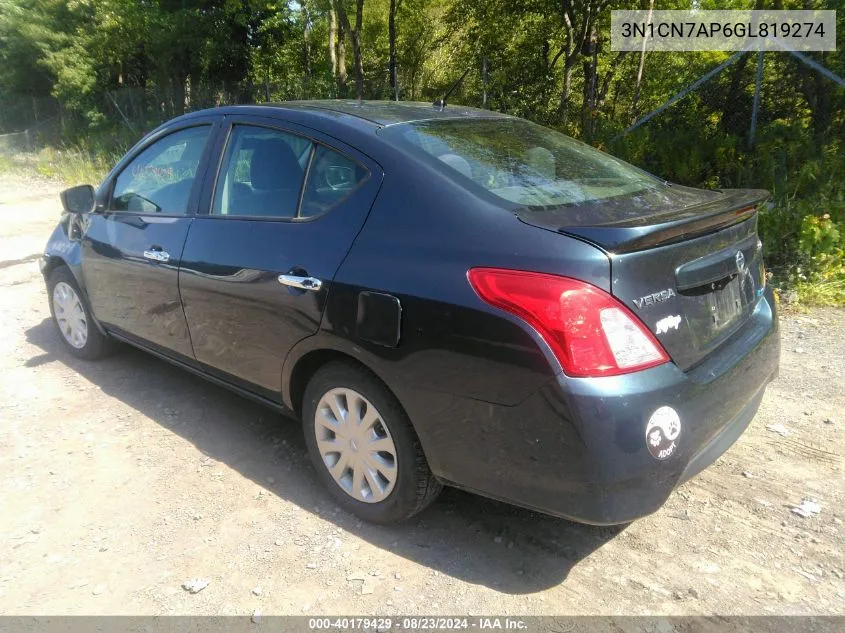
[302,361,442,523]
[47,266,115,360]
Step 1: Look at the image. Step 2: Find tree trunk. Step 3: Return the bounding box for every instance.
[560,54,574,124]
[303,4,312,98]
[580,22,598,142]
[598,53,626,109]
[334,1,348,97]
[329,6,338,90]
[482,56,488,108]
[630,0,654,123]
[558,0,607,129]
[336,0,365,99]
[388,0,398,100]
[172,75,186,116]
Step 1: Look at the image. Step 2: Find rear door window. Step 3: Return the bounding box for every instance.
[213,125,312,218]
[213,124,368,220]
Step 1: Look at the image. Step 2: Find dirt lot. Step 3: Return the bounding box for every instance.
[0,172,843,616]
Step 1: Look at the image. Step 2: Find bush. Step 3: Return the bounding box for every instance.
[610,115,845,306]
[792,214,845,305]
[754,137,845,306]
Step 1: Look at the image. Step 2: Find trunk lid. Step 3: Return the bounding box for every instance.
[516,187,769,371]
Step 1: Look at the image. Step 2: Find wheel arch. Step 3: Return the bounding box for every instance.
[42,221,86,292]
[42,254,69,279]
[285,343,392,418]
[282,336,446,480]
[43,255,108,336]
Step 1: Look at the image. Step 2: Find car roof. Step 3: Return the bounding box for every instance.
[279,100,512,126]
[187,100,512,128]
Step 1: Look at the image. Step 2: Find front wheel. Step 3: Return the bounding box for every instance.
[47,266,115,360]
[302,362,442,523]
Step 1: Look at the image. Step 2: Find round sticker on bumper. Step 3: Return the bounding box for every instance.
[646,406,681,460]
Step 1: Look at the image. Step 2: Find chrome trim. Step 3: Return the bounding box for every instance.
[278,274,322,291]
[143,249,170,263]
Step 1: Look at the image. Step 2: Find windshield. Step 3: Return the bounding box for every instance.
[379,118,663,208]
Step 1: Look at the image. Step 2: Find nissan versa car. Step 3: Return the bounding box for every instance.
[41,101,780,524]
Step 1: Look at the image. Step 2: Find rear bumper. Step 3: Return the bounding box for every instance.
[415,288,780,525]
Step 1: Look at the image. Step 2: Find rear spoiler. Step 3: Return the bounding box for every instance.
[555,189,769,254]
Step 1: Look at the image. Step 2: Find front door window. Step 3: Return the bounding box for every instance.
[111,125,211,215]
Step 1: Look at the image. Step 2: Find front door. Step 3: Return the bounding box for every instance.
[178,118,382,398]
[81,122,217,357]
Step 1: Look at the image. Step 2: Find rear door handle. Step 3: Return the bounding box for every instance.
[143,248,171,263]
[278,274,322,291]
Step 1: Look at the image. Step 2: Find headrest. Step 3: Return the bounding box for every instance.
[250,139,303,190]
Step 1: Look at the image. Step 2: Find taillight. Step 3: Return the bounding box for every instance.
[467,268,670,377]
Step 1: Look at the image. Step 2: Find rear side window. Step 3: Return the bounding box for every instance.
[379,118,662,208]
[300,145,369,218]
[111,125,211,215]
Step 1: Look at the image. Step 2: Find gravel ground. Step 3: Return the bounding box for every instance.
[0,174,843,616]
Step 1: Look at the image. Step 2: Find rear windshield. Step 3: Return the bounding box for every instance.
[379,118,663,208]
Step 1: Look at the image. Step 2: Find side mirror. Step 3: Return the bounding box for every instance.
[60,184,95,214]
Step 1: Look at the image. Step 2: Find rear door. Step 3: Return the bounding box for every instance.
[82,120,219,357]
[179,115,382,398]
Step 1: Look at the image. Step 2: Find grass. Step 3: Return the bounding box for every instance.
[794,279,845,307]
[0,154,16,173]
[31,146,119,185]
[0,145,120,186]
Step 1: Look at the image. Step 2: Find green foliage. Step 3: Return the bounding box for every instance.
[792,213,845,305]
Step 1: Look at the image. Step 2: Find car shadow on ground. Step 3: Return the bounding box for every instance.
[25,318,625,594]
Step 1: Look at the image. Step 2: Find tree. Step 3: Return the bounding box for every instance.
[388,0,400,100]
[328,2,338,93]
[629,0,654,123]
[335,0,365,99]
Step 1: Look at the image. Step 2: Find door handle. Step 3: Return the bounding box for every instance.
[143,249,171,263]
[278,274,322,291]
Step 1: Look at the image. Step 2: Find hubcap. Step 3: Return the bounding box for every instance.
[52,282,88,349]
[314,388,398,503]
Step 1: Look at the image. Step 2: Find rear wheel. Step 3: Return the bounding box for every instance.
[47,266,114,360]
[302,362,442,523]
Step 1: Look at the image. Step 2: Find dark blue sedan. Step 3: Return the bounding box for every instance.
[41,100,780,524]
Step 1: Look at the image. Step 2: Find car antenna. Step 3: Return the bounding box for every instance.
[432,68,471,110]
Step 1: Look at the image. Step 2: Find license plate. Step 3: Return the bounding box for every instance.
[709,276,744,329]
